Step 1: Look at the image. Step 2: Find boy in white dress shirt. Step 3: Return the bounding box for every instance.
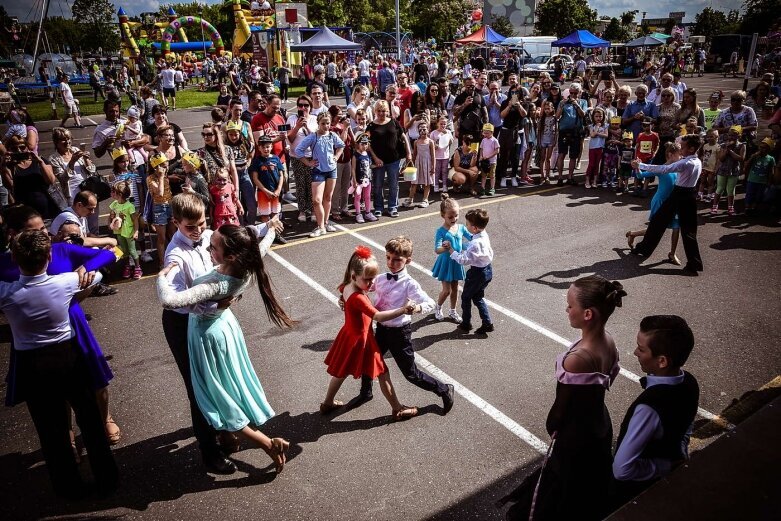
[0,231,117,498]
[445,208,494,334]
[161,194,282,475]
[359,236,455,414]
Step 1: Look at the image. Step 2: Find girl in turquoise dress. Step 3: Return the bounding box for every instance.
[431,194,471,323]
[157,225,295,473]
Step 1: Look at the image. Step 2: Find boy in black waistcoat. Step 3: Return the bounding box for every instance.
[611,315,700,506]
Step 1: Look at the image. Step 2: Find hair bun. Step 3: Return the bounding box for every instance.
[440,192,451,201]
[608,281,627,308]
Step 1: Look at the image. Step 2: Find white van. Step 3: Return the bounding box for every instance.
[502,36,559,59]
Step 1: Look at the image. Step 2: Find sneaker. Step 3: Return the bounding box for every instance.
[487,188,495,196]
[355,213,365,224]
[92,283,118,297]
[521,176,535,185]
[433,185,440,193]
[309,214,317,222]
[364,212,378,222]
[389,208,399,218]
[373,210,382,218]
[585,181,591,189]
[500,178,510,188]
[133,265,143,280]
[297,213,307,222]
[402,198,414,208]
[601,181,608,188]
[434,304,444,321]
[141,251,154,263]
[122,264,132,279]
[575,160,582,170]
[710,205,719,215]
[475,323,495,334]
[512,177,520,187]
[325,221,338,232]
[309,227,326,238]
[281,192,297,204]
[728,206,735,216]
[448,309,463,324]
[419,200,429,208]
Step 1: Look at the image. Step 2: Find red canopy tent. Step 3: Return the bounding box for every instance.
[456,25,507,45]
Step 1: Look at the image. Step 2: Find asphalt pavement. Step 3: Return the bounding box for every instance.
[0,73,779,520]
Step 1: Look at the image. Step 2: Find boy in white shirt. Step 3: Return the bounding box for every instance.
[358,236,455,413]
[444,208,494,334]
[59,75,83,129]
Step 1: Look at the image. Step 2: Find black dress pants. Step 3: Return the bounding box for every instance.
[634,186,704,271]
[162,310,219,456]
[361,324,448,397]
[16,340,118,497]
[497,127,520,181]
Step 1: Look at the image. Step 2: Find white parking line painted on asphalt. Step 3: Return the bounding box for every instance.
[267,249,550,454]
[333,224,730,426]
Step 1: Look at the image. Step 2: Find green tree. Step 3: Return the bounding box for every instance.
[694,7,729,42]
[71,0,120,53]
[535,0,597,37]
[409,0,473,41]
[741,0,780,35]
[663,17,677,35]
[602,18,628,42]
[307,0,348,28]
[491,16,516,38]
[620,10,638,27]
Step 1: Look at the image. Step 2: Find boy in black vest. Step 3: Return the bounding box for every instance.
[612,315,700,505]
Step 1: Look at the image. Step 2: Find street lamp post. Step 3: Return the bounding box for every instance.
[395,0,401,61]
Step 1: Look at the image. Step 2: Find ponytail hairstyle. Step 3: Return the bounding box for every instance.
[571,275,627,322]
[340,245,379,289]
[664,141,681,158]
[217,224,294,328]
[439,192,460,216]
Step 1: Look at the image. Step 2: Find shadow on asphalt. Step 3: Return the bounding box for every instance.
[0,427,279,521]
[710,230,781,250]
[527,248,689,290]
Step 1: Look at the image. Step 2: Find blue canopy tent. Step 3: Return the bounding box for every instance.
[289,26,362,52]
[455,25,507,45]
[552,30,610,48]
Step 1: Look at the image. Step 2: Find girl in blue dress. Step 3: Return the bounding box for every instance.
[158,224,295,473]
[626,142,682,265]
[432,194,471,323]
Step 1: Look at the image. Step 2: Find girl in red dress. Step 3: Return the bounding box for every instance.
[321,246,419,420]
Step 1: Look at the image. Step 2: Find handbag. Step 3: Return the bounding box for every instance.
[79,174,112,201]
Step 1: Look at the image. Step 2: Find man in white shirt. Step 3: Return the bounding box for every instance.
[357,54,371,86]
[445,208,494,334]
[358,236,454,413]
[631,134,704,274]
[159,62,177,110]
[92,99,125,158]
[0,230,118,498]
[59,75,83,129]
[50,191,117,248]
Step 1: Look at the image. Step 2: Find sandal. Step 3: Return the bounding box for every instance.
[319,400,344,414]
[392,405,419,421]
[69,429,81,464]
[626,231,635,249]
[269,437,290,473]
[105,416,121,445]
[668,253,681,266]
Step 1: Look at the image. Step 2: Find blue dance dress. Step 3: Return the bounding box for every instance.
[432,224,472,282]
[0,243,115,405]
[638,171,680,229]
[157,268,275,432]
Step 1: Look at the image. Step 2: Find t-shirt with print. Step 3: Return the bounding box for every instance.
[701,143,721,172]
[747,155,776,184]
[109,199,136,238]
[480,136,500,164]
[354,151,372,184]
[635,132,659,162]
[248,154,284,191]
[703,109,721,129]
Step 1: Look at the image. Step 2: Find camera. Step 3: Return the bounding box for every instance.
[600,69,611,81]
[277,124,291,132]
[64,233,84,246]
[10,152,30,162]
[297,109,304,117]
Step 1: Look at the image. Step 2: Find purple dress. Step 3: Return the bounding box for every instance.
[1,243,115,405]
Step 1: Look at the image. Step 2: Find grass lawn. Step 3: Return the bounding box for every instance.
[19,84,308,123]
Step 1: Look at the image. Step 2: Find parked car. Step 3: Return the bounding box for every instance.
[521,54,574,76]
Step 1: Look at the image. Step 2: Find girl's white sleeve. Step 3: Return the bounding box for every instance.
[157,274,229,309]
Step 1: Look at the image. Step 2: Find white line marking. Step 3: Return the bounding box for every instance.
[332,224,729,426]
[85,117,98,126]
[267,249,550,454]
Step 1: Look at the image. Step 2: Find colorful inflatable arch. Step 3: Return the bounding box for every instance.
[161,16,225,56]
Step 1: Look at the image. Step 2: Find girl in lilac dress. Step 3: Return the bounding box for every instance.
[504,275,627,521]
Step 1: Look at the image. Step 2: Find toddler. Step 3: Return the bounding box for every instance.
[350,132,376,223]
[712,125,745,215]
[602,117,623,188]
[698,129,720,202]
[210,168,241,228]
[479,123,500,196]
[430,116,454,193]
[585,107,608,188]
[123,106,148,167]
[109,181,142,279]
[406,122,435,208]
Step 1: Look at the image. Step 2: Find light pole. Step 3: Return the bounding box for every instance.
[395,0,401,61]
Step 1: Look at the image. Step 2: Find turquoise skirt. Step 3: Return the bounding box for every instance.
[188,309,275,432]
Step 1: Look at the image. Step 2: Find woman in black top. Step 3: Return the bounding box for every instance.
[367,100,411,218]
[2,136,60,218]
[143,105,188,150]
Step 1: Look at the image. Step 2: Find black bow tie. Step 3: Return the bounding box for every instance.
[386,273,399,281]
[192,239,203,248]
[640,376,648,389]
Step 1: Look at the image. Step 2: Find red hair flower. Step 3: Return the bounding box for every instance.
[354,245,372,259]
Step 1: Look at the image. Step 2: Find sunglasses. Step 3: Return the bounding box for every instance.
[202,132,215,137]
[298,103,310,108]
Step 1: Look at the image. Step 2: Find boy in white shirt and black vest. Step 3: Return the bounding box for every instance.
[444,208,494,334]
[359,236,455,413]
[0,231,118,498]
[612,315,700,507]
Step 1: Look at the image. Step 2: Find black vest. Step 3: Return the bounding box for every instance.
[616,371,700,464]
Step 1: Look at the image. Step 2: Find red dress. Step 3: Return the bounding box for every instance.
[324,291,388,379]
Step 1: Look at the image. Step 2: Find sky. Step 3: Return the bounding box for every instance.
[3,0,746,25]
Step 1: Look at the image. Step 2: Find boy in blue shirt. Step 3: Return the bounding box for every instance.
[249,134,288,243]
